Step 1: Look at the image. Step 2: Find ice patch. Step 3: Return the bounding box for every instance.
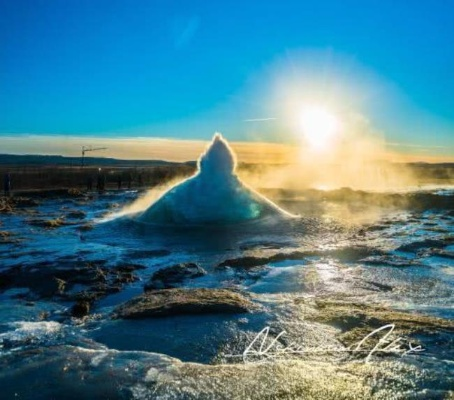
[0,321,62,344]
[144,367,161,382]
[90,351,109,367]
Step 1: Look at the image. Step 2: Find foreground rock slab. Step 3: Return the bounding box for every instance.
[114,288,255,319]
[294,297,454,347]
[2,345,451,399]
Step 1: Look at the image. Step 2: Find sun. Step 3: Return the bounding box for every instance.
[300,106,340,150]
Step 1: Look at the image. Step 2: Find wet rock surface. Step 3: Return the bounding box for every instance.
[360,254,423,267]
[0,260,146,315]
[396,237,454,252]
[1,343,453,400]
[114,288,256,318]
[0,187,453,398]
[218,246,382,269]
[0,196,40,213]
[71,300,91,318]
[295,297,454,347]
[127,249,171,259]
[0,230,20,245]
[66,210,87,219]
[145,262,206,290]
[28,217,72,228]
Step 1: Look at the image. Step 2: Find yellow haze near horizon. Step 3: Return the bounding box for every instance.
[1,134,453,191]
[1,135,451,163]
[0,135,296,164]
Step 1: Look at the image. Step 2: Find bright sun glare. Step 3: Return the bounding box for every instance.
[300,106,339,150]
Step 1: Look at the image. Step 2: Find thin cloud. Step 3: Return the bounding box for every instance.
[244,117,277,122]
[387,142,446,149]
[173,16,200,49]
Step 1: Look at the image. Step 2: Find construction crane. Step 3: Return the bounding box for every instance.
[81,146,107,167]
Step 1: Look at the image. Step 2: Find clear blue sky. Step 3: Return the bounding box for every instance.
[1,0,453,152]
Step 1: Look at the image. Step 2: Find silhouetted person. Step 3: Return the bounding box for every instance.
[138,172,143,187]
[117,175,122,190]
[3,172,11,196]
[127,173,132,189]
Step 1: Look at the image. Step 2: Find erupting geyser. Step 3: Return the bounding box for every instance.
[138,133,291,225]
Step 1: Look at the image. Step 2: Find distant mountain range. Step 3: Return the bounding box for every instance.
[0,154,196,167]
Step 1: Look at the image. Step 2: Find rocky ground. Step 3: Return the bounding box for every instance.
[0,188,453,398]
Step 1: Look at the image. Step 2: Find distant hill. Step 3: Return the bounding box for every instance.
[408,162,454,168]
[0,154,197,167]
[0,153,452,170]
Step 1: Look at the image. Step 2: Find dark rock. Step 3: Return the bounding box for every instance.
[0,267,16,289]
[71,291,103,303]
[0,231,20,245]
[66,210,86,219]
[396,239,448,252]
[0,197,39,213]
[78,223,94,231]
[86,259,109,267]
[67,188,84,197]
[114,288,255,319]
[218,247,380,269]
[0,198,13,213]
[54,278,66,294]
[71,282,123,303]
[37,277,67,297]
[91,283,122,294]
[365,224,388,232]
[0,260,142,311]
[127,249,171,259]
[0,261,109,299]
[430,249,454,259]
[71,301,91,318]
[218,256,272,269]
[113,272,137,285]
[239,241,289,251]
[113,264,146,273]
[297,298,454,347]
[28,218,68,228]
[360,255,422,268]
[145,263,206,290]
[110,264,143,285]
[38,311,50,320]
[12,189,85,199]
[16,197,40,207]
[423,222,438,227]
[361,280,394,292]
[61,266,107,285]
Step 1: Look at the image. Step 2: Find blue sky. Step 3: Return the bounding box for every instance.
[1,0,453,157]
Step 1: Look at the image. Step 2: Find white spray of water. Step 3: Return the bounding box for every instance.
[0,321,62,343]
[135,133,291,225]
[98,178,184,223]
